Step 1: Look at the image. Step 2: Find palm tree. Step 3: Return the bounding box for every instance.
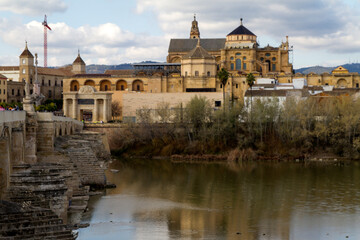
[246,73,256,110]
[217,68,230,109]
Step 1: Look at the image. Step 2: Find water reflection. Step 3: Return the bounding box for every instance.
[78,160,360,240]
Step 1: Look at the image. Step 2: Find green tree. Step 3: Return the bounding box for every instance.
[216,68,230,109]
[246,73,256,110]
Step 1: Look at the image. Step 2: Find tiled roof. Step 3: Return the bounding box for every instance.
[168,38,225,52]
[20,48,34,58]
[0,74,7,79]
[227,25,256,36]
[0,66,19,71]
[73,54,85,65]
[72,74,111,78]
[182,42,214,59]
[104,69,135,75]
[37,67,73,77]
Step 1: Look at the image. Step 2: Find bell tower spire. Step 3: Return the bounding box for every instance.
[190,14,200,39]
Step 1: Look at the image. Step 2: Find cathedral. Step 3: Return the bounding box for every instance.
[167,16,293,76]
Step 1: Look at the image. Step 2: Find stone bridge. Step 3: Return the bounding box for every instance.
[0,111,83,199]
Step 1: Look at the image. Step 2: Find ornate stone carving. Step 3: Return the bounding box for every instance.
[78,86,96,94]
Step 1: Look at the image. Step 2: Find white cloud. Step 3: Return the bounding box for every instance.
[0,19,168,66]
[0,0,67,16]
[135,0,360,56]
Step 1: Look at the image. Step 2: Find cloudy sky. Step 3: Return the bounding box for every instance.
[0,0,360,69]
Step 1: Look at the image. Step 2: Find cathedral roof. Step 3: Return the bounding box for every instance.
[20,42,34,58]
[227,19,256,36]
[168,38,225,52]
[182,40,214,59]
[73,53,85,65]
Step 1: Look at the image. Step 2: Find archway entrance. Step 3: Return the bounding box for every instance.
[81,110,93,121]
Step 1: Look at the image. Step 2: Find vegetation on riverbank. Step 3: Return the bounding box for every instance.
[110,95,360,161]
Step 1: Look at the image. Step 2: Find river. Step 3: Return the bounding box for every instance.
[78,159,360,240]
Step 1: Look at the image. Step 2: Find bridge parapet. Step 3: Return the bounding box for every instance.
[0,111,26,124]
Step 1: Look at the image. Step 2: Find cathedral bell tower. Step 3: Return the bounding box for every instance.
[190,14,200,39]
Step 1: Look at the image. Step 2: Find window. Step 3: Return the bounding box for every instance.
[207,71,211,77]
[272,64,276,71]
[231,63,234,70]
[42,79,44,86]
[61,81,63,87]
[272,57,276,61]
[105,85,108,91]
[243,57,246,60]
[185,71,187,77]
[74,85,77,91]
[55,81,57,86]
[215,101,221,107]
[220,84,223,89]
[17,89,20,96]
[30,78,32,84]
[243,63,247,70]
[357,83,359,88]
[22,69,25,74]
[3,89,5,94]
[12,89,14,95]
[136,85,140,91]
[236,84,238,88]
[265,53,271,57]
[230,57,234,60]
[121,85,124,90]
[325,83,329,86]
[260,57,264,62]
[48,90,52,98]
[195,71,199,76]
[22,59,25,64]
[236,59,241,70]
[30,89,33,94]
[235,53,241,56]
[48,80,51,86]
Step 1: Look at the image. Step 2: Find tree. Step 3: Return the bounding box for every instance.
[246,73,256,110]
[111,101,122,121]
[216,68,230,110]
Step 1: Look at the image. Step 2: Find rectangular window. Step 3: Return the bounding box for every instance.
[272,64,276,71]
[12,89,14,95]
[236,84,238,88]
[231,63,234,70]
[220,84,222,89]
[357,83,359,88]
[61,81,63,87]
[243,63,246,70]
[48,80,51,86]
[215,101,221,107]
[48,90,52,98]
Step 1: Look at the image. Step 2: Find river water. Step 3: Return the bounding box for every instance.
[78,159,360,240]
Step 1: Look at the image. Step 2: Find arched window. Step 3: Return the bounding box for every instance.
[70,80,79,91]
[236,59,241,70]
[84,80,95,87]
[116,80,127,91]
[132,80,144,91]
[100,80,111,91]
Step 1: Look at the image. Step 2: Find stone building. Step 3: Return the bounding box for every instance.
[63,86,112,122]
[7,80,25,103]
[167,17,293,76]
[62,16,360,122]
[0,43,75,103]
[0,74,7,103]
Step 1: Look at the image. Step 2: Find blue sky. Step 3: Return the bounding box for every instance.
[1,0,360,69]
